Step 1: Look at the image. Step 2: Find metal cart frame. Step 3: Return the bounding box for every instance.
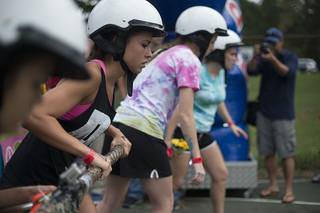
[180,153,258,198]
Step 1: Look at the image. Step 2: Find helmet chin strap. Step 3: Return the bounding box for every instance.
[93,32,135,97]
[119,56,134,97]
[92,33,126,61]
[0,79,3,109]
[188,34,212,60]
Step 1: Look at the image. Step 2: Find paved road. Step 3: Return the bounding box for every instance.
[1,177,318,212]
[107,178,320,213]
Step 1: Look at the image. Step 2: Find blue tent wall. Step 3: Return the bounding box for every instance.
[148,0,227,32]
[210,123,249,161]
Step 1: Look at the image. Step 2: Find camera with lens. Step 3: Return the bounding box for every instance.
[260,42,272,54]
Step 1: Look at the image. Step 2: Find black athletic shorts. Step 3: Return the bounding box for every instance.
[171,127,216,154]
[102,122,172,178]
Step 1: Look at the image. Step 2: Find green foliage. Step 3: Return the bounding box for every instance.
[260,0,282,29]
[238,0,263,35]
[74,0,97,13]
[239,0,320,65]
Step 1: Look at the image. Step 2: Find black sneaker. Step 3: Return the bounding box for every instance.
[122,197,144,208]
[173,200,180,211]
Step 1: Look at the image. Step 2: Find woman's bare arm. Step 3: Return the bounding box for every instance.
[0,185,56,208]
[178,87,205,185]
[164,105,179,148]
[22,62,112,179]
[217,102,248,139]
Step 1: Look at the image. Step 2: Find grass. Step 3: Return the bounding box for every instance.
[247,72,320,177]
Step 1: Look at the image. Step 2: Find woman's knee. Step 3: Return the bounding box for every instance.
[211,165,228,183]
[150,195,173,212]
[97,194,123,213]
[172,177,184,191]
[102,190,126,207]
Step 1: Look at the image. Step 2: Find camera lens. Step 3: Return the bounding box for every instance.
[260,42,271,54]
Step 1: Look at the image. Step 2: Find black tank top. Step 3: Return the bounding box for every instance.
[3,67,115,186]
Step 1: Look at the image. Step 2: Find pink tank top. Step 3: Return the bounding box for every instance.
[60,59,113,120]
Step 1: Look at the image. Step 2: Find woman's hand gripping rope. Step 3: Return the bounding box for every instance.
[29,145,124,213]
[105,125,132,157]
[91,152,112,181]
[89,145,124,181]
[110,134,131,158]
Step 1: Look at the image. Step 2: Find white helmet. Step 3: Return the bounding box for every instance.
[175,6,228,37]
[87,0,167,60]
[175,6,228,59]
[214,30,243,50]
[0,0,89,80]
[87,0,166,97]
[206,29,244,69]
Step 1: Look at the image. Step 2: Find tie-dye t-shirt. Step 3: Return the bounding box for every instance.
[114,45,201,139]
[193,64,226,132]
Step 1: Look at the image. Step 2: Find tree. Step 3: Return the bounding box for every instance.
[295,0,320,64]
[74,0,98,18]
[240,0,320,64]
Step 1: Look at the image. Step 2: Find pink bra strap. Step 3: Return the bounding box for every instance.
[89,59,114,105]
[90,59,106,75]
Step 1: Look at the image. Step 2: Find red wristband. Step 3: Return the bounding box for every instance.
[228,120,235,126]
[83,149,95,165]
[192,157,203,164]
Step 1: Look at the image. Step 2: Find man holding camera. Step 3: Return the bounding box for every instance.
[247,27,298,203]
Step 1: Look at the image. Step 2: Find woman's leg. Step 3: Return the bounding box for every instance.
[201,144,228,213]
[79,194,97,213]
[96,174,131,213]
[140,176,174,213]
[170,153,191,192]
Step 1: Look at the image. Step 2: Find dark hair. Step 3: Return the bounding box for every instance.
[149,36,191,62]
[87,31,117,61]
[87,29,149,61]
[0,48,50,108]
[204,50,223,63]
[87,43,107,61]
[3,48,48,89]
[149,31,211,62]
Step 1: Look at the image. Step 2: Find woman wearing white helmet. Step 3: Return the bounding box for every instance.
[166,29,248,213]
[0,0,89,133]
[98,6,227,213]
[0,0,166,212]
[0,0,89,208]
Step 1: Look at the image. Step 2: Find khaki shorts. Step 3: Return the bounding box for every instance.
[257,111,297,159]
